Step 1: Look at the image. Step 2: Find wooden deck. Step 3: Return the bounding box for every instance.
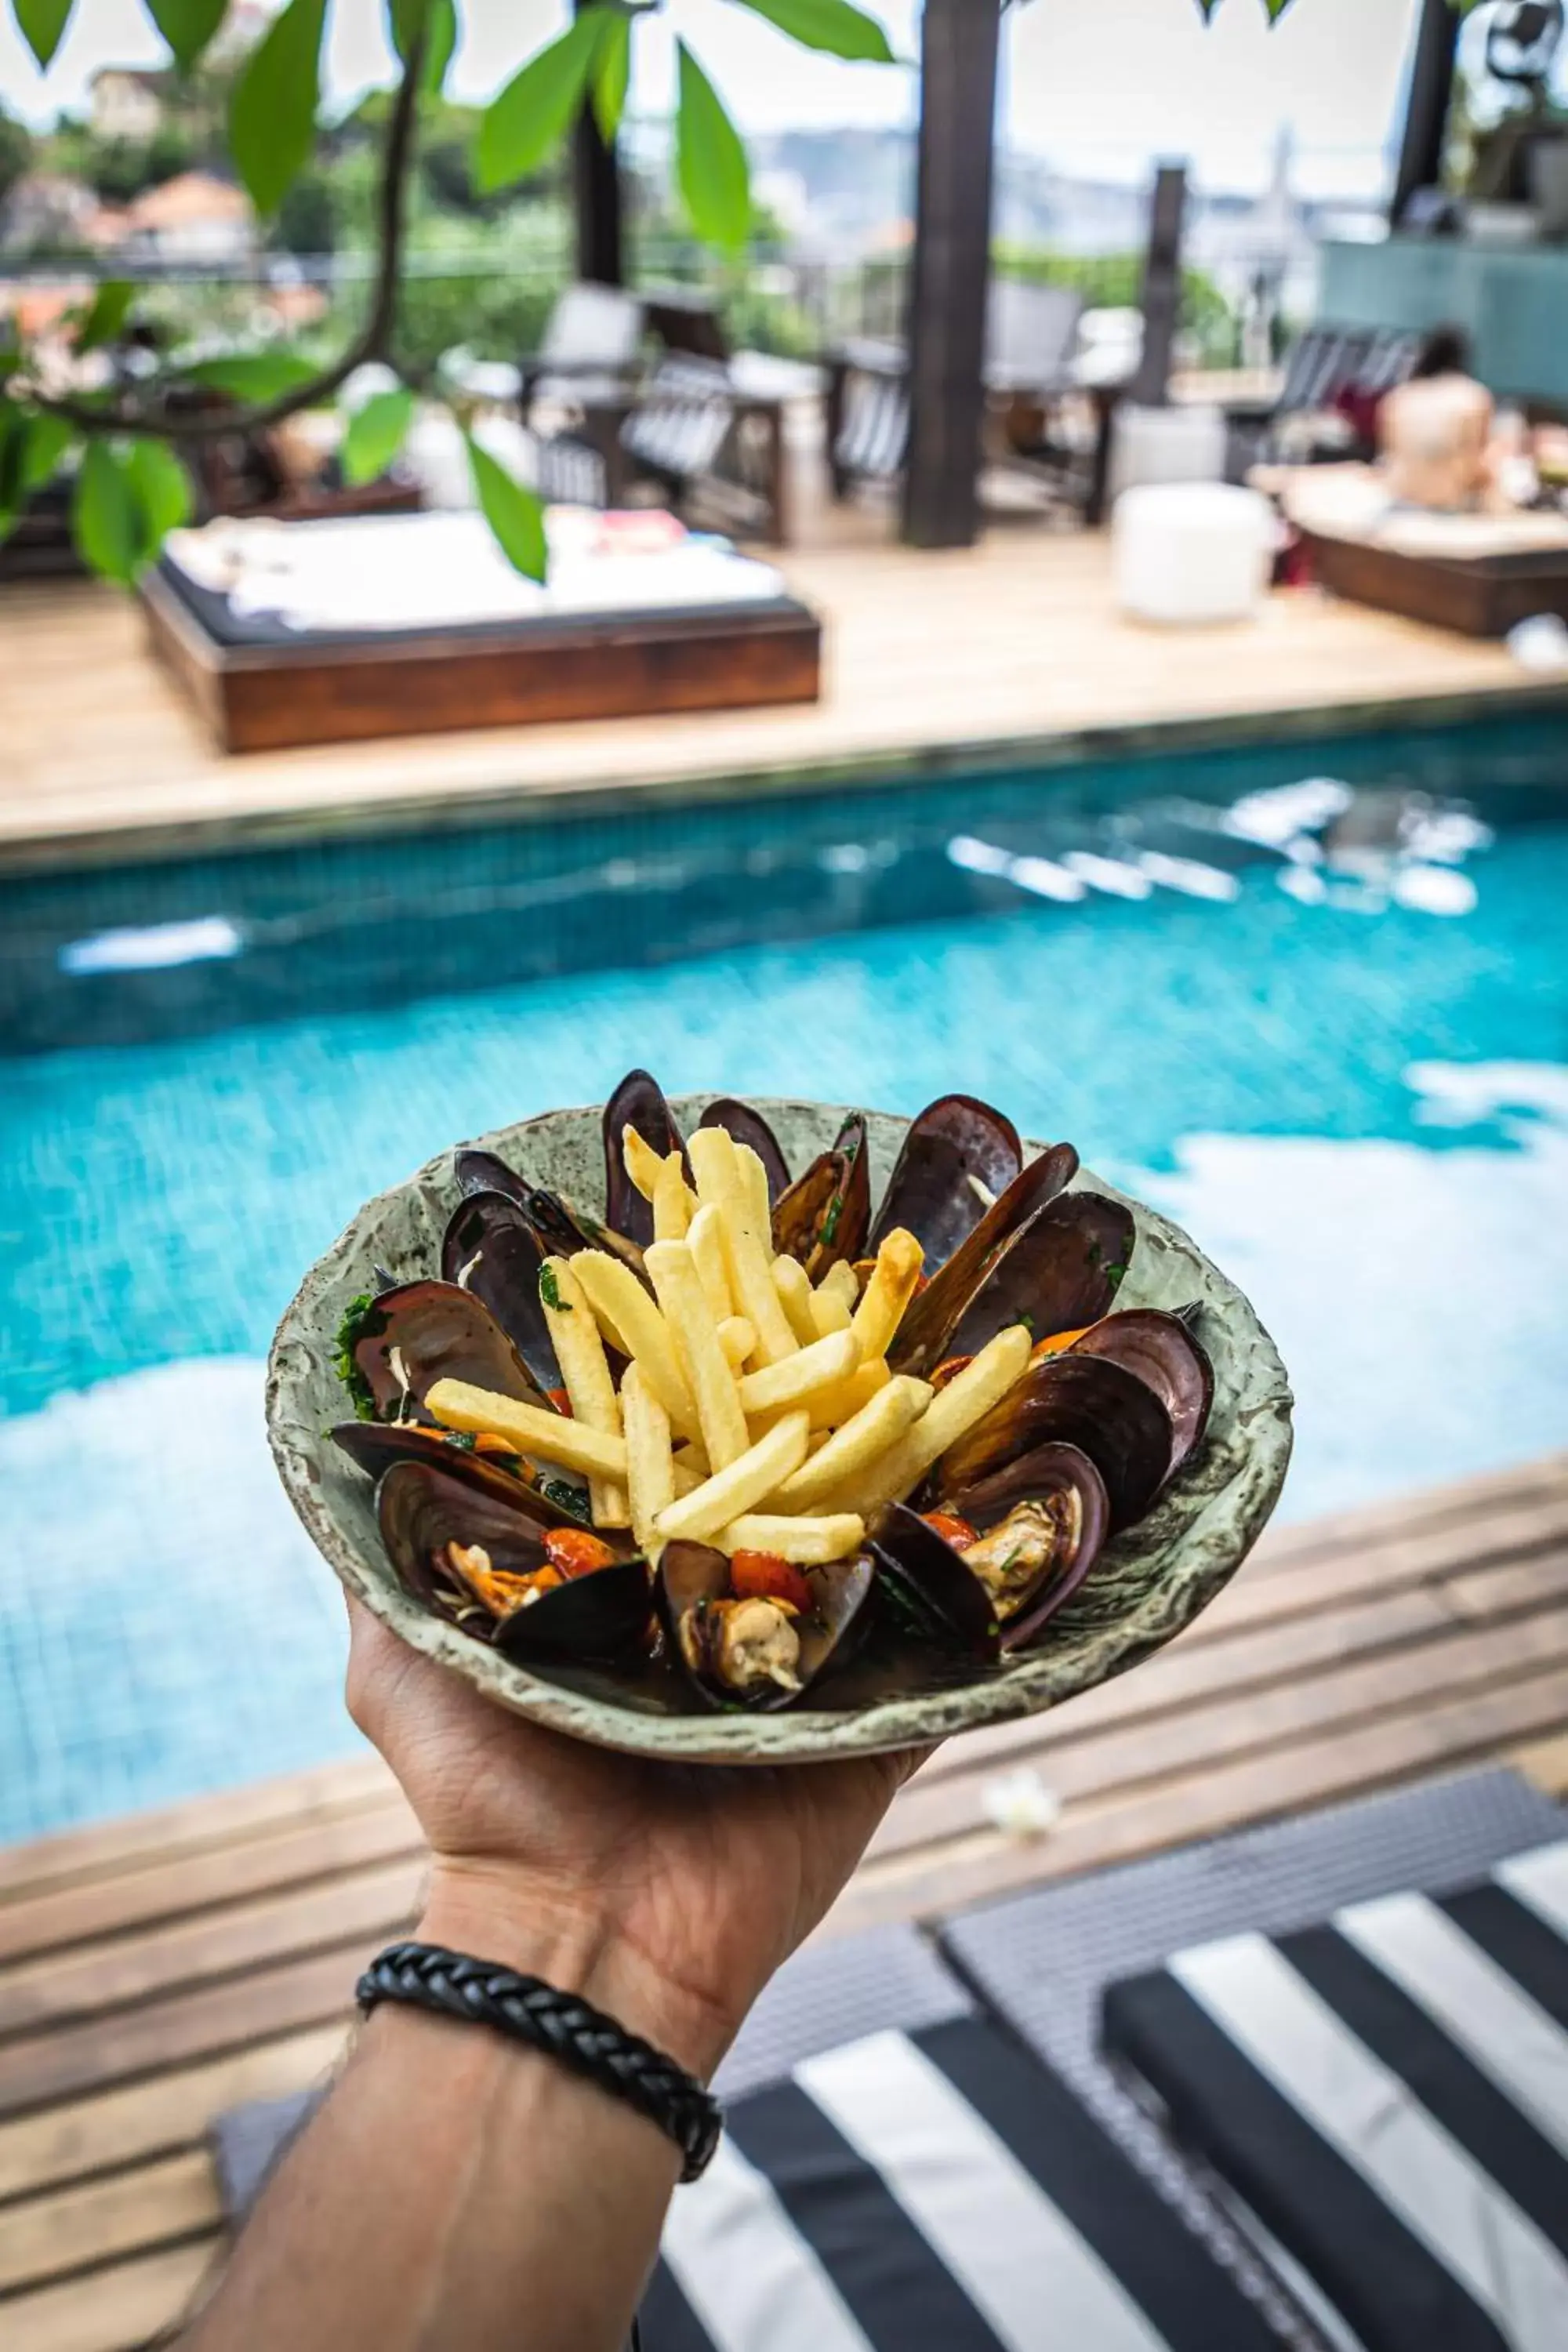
[1,1453,1564,2352]
[4,528,1563,877]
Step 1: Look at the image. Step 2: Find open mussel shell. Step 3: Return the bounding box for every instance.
[867,1094,1023,1269]
[349,1280,550,1422]
[699,1099,790,1201]
[454,1147,529,1207]
[333,1419,546,1504]
[868,1504,1001,1662]
[890,1144,1080,1374]
[933,1352,1174,1534]
[441,1191,561,1391]
[940,1442,1111,1649]
[601,1069,689,1247]
[944,1189,1136,1364]
[771,1112,872,1278]
[655,1541,874,1711]
[376,1462,648,1661]
[1072,1310,1214,1475]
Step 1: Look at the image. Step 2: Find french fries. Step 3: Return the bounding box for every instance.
[805,1356,891,1431]
[717,1315,757,1370]
[568,1250,696,1439]
[725,1152,800,1367]
[821,1323,1033,1518]
[772,1254,818,1348]
[426,1379,627,1483]
[851,1228,925,1364]
[769,1374,932,1512]
[686,1202,734,1327]
[652,1150,692,1243]
[819,1259,860,1310]
[621,1362,673,1555]
[737,1327,859,1417]
[808,1278,854,1338]
[539,1255,628,1525]
[714,1512,866,1564]
[739,1144,772,1239]
[654,1411,811,1545]
[644,1238,750,1471]
[621,1125,669,1203]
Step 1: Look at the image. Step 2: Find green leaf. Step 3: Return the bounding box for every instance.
[146,0,227,71]
[74,279,135,354]
[19,412,74,495]
[466,433,547,582]
[184,350,320,401]
[1262,0,1294,20]
[125,438,193,550]
[731,0,894,64]
[389,0,458,96]
[341,385,415,486]
[676,41,750,256]
[474,9,602,194]
[72,442,141,587]
[229,0,328,216]
[591,9,631,147]
[14,0,73,69]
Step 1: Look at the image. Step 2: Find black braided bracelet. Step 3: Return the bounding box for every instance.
[356,1940,723,2183]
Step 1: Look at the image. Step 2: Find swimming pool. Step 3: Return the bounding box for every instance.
[2,713,1566,1840]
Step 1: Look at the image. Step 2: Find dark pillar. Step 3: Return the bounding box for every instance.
[1390,0,1460,225]
[901,0,1003,549]
[572,1,623,285]
[1128,163,1188,408]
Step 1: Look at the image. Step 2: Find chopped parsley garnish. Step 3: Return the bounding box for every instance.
[820,1190,844,1247]
[445,1430,478,1451]
[540,1475,591,1520]
[1015,1311,1037,1338]
[539,1265,568,1312]
[334,1293,386,1421]
[1105,1259,1128,1290]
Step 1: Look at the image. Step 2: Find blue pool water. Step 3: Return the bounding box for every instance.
[2,723,1567,1840]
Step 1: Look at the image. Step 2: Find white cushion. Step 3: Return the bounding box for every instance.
[1113,482,1273,626]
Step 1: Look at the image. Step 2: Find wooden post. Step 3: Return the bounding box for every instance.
[572,0,623,285]
[1390,0,1460,226]
[1128,164,1188,408]
[901,0,1003,549]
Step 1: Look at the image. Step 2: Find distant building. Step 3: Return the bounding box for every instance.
[119,171,255,264]
[89,69,169,144]
[0,170,98,253]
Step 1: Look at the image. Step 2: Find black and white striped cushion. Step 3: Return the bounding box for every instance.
[1103,1838,1568,2352]
[641,2016,1281,2349]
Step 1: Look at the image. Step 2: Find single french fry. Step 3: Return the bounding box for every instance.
[713,1512,866,1565]
[539,1256,626,1525]
[426,1380,627,1482]
[820,1259,860,1309]
[686,1202,734,1327]
[805,1356,891,1432]
[724,1146,799,1367]
[851,1228,925,1364]
[652,1149,693,1243]
[769,1374,932,1512]
[673,1437,710,1478]
[739,1144,772,1240]
[622,1125,669,1203]
[823,1324,1033,1518]
[621,1362,673,1556]
[644,1238,750,1471]
[568,1250,698,1439]
[738,1327,859,1418]
[654,1410,811,1546]
[772,1254,818,1348]
[717,1315,757,1370]
[671,1457,706,1497]
[808,1277,854,1338]
[686,1123,739,1210]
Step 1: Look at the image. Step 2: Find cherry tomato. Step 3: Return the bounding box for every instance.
[546,1386,573,1417]
[543,1528,618,1580]
[929,1354,974,1392]
[920,1511,978,1552]
[731,1551,814,1613]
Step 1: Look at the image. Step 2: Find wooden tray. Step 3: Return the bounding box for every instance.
[140,561,822,754]
[1301,525,1568,638]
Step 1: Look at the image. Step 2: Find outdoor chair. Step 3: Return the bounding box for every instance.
[530,353,793,543]
[517,279,647,413]
[1227,323,1424,477]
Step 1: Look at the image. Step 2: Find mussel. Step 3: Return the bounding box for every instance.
[932,1351,1174,1532]
[771,1112,872,1278]
[1071,1309,1213,1475]
[343,1279,551,1424]
[602,1070,689,1247]
[942,1190,1136,1364]
[699,1099,790,1201]
[333,1417,545,1504]
[867,1094,1023,1269]
[656,1541,873,1710]
[454,1147,531,1208]
[441,1190,561,1392]
[873,1435,1111,1651]
[888,1145,1081,1374]
[376,1461,650,1661]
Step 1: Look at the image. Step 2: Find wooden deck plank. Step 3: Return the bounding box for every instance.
[0,2238,216,2352]
[0,2151,215,2297]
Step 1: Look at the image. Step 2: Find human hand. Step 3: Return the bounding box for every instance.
[346,1600,924,2080]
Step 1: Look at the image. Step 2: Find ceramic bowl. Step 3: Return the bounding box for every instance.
[267,1095,1292,1762]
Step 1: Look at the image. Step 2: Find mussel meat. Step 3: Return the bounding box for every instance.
[656,1541,873,1709]
[867,1094,1023,1269]
[441,1190,561,1392]
[376,1461,650,1661]
[920,1440,1110,1648]
[932,1351,1173,1532]
[1071,1308,1213,1475]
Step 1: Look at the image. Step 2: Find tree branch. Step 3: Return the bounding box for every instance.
[15,18,425,448]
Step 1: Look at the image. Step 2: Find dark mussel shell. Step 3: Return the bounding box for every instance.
[1071,1310,1214,1475]
[890,1144,1080,1375]
[932,1353,1173,1534]
[699,1099,790,1202]
[348,1280,550,1423]
[655,1541,874,1711]
[520,1182,648,1280]
[376,1461,648,1661]
[867,1094,1024,1270]
[771,1112,872,1279]
[332,1420,586,1515]
[941,1442,1111,1649]
[868,1503,1001,1662]
[441,1191,560,1391]
[603,1069,689,1247]
[454,1147,531,1208]
[943,1190,1136,1364]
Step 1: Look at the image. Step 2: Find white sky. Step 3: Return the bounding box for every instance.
[2,0,1423,197]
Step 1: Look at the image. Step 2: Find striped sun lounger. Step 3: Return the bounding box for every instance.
[1102,1838,1568,2352]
